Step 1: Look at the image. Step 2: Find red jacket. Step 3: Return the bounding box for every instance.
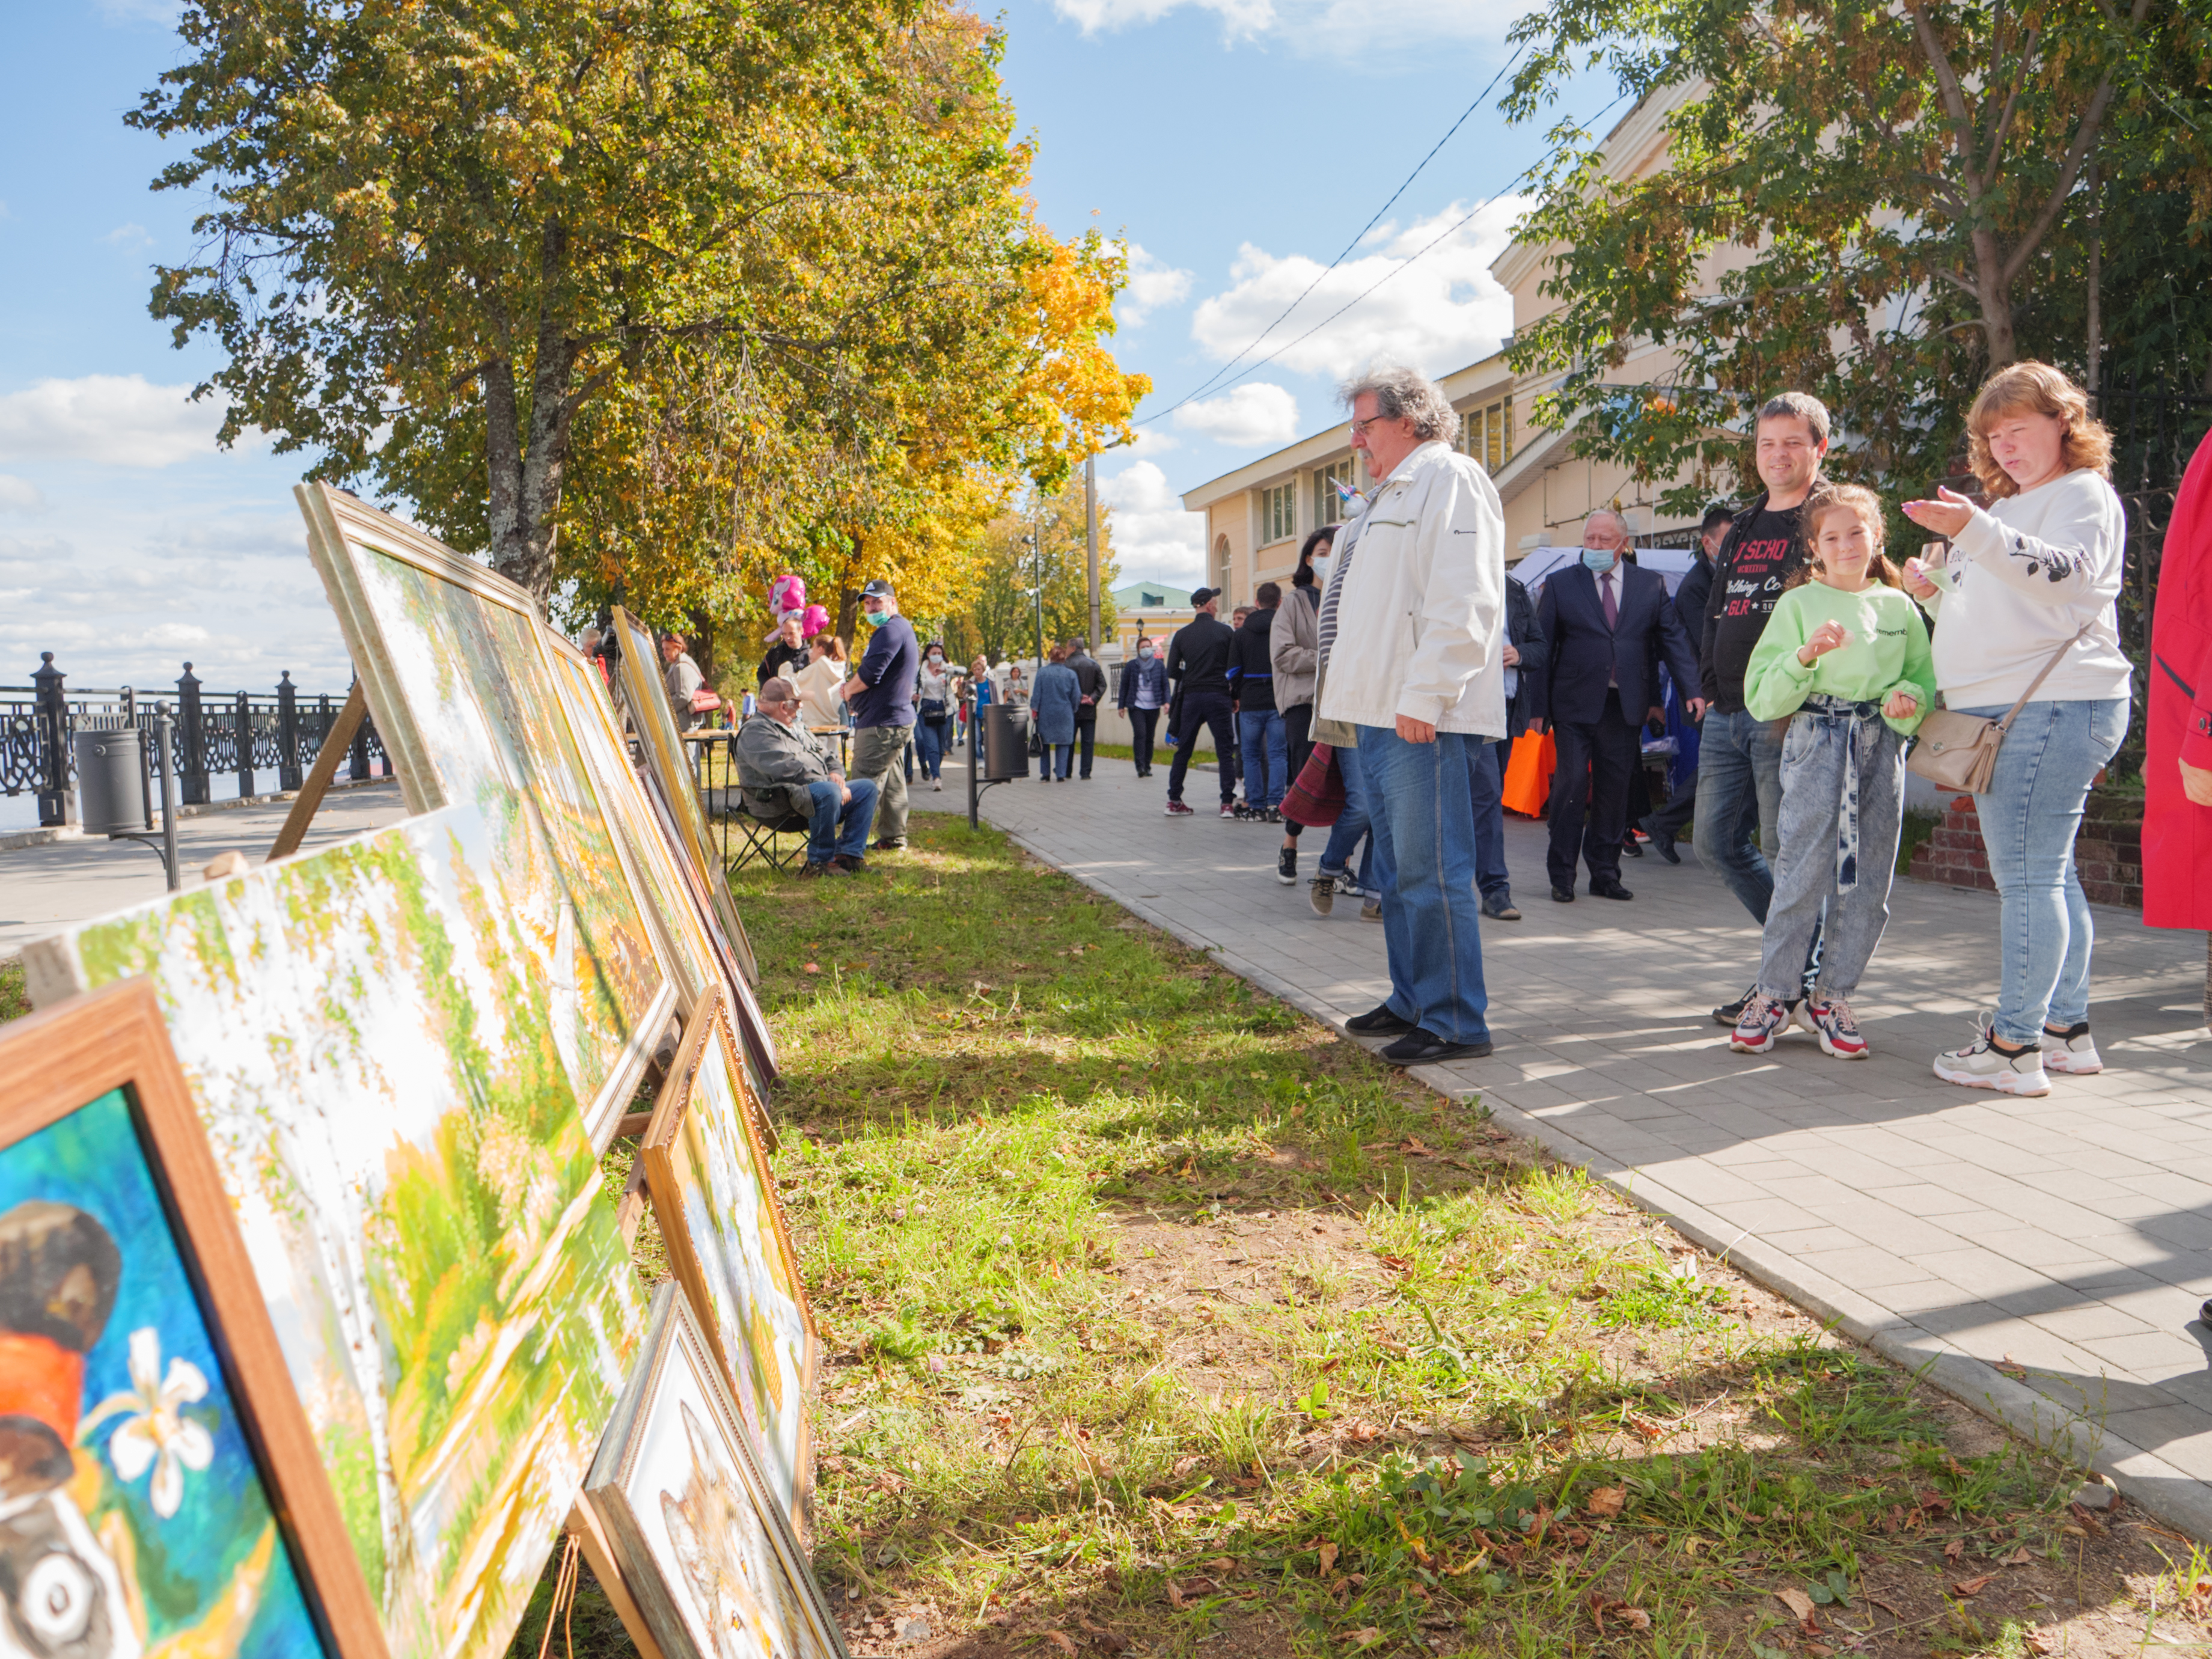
[2146,427,2212,930]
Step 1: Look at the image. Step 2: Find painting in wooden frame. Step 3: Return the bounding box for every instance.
[0,978,386,1659]
[22,805,650,1659]
[640,991,814,1535]
[296,481,677,1145]
[579,1283,849,1659]
[609,604,760,986]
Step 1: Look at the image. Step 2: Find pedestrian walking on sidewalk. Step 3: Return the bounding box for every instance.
[1529,509,1703,902]
[1164,588,1239,818]
[1901,361,2133,1096]
[1639,503,1734,862]
[843,578,920,851]
[1697,393,1831,1025]
[1119,636,1169,777]
[1727,484,1933,1061]
[1318,365,1508,1066]
[1031,644,1083,782]
[1230,585,1288,821]
[915,642,956,790]
[1470,569,1546,920]
[1272,528,1332,884]
[1066,638,1106,779]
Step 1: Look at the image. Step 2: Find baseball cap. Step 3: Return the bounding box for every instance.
[860,578,896,600]
[1190,586,1218,608]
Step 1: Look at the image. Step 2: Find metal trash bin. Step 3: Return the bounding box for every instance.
[982,704,1030,781]
[75,729,148,836]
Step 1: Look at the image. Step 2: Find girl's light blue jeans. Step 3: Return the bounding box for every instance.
[1950,696,2131,1045]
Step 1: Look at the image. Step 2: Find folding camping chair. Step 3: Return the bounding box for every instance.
[724,783,814,873]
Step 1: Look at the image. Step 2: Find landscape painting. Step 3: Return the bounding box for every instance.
[23,807,651,1659]
[298,483,675,1143]
[582,1285,847,1659]
[0,1087,332,1659]
[643,998,814,1531]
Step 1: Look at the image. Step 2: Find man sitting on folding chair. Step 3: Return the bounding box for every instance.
[735,677,879,876]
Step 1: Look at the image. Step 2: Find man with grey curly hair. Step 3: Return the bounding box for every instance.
[1314,363,1505,1066]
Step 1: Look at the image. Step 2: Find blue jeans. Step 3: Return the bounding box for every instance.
[915,713,949,779]
[1468,737,1511,904]
[1693,709,1785,921]
[1955,697,2131,1044]
[1317,743,1375,890]
[803,777,878,864]
[1238,709,1288,808]
[1356,725,1491,1045]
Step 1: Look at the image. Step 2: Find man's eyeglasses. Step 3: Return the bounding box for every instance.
[1350,414,1401,437]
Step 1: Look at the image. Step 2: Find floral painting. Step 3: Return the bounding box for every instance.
[34,805,650,1659]
[345,538,674,1137]
[0,1089,328,1659]
[585,1286,844,1659]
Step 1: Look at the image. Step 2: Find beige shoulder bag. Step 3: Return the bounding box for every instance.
[1907,623,2091,794]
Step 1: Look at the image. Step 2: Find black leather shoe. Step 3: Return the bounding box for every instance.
[1380,1028,1494,1066]
[1639,814,1682,864]
[1590,882,1634,900]
[1345,1004,1416,1037]
[1550,886,1575,903]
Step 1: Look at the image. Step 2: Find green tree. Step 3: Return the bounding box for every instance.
[948,483,1118,668]
[1500,0,2212,507]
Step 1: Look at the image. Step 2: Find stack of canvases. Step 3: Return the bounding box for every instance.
[2,484,848,1659]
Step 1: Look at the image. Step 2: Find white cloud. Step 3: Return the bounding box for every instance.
[144,622,211,648]
[1101,460,1207,585]
[1053,0,1514,51]
[0,376,230,468]
[1117,243,1193,327]
[1172,382,1301,448]
[0,475,46,513]
[1188,194,1527,383]
[104,222,154,249]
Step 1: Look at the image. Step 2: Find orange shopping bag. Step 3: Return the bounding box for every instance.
[1500,730,1555,817]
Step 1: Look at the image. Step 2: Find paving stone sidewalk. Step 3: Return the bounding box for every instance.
[912,750,2212,1535]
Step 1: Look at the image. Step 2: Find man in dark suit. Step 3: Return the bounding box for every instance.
[1529,510,1705,901]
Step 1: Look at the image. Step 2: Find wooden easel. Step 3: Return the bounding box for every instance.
[266,682,367,863]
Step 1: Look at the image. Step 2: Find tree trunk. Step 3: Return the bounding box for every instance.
[1971,227,2018,370]
[685,606,720,695]
[490,221,578,606]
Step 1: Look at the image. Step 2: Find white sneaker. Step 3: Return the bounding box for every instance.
[1336,876,1367,901]
[2041,1021,2102,1074]
[1932,1018,2051,1096]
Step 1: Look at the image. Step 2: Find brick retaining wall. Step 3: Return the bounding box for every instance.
[1905,791,2143,909]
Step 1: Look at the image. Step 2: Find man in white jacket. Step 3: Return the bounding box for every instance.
[1317,365,1508,1065]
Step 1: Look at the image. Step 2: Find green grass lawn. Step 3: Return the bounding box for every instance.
[506,815,2200,1655]
[0,958,26,1024]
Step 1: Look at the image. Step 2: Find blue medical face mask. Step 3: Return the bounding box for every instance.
[1581,546,1619,572]
[1137,646,1155,659]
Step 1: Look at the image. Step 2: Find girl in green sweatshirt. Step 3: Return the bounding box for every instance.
[1729,484,1937,1060]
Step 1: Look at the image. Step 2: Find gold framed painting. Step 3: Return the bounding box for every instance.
[0,979,386,1659]
[640,989,815,1535]
[609,603,760,986]
[296,483,679,1146]
[24,804,652,1659]
[579,1283,849,1659]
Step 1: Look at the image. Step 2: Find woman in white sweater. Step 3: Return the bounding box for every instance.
[1902,361,2133,1097]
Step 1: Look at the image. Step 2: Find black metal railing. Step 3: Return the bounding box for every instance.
[1,658,390,828]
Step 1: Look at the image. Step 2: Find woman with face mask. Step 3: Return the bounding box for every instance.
[1269,525,1336,882]
[1117,634,1171,777]
[915,641,956,790]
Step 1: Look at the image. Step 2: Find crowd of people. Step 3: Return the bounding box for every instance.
[1139,359,2168,1100]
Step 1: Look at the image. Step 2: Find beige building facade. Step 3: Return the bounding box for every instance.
[1181,84,1733,604]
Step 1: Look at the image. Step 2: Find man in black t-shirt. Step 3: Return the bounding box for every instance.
[1691,392,1828,1022]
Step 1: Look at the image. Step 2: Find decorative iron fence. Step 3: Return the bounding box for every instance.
[1,658,390,828]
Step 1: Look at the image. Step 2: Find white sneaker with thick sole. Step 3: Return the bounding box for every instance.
[1729,992,1789,1054]
[2041,1021,2102,1074]
[1932,1018,2051,1096]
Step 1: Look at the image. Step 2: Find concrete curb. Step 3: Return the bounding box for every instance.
[0,775,400,852]
[983,816,2212,1544]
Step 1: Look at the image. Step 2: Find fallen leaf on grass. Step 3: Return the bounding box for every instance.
[1348,1631,1383,1649]
[1996,1353,2029,1379]
[1951,1574,1996,1597]
[1999,1545,2034,1566]
[1775,1588,1818,1626]
[1867,1596,1906,1618]
[1041,1634,1078,1655]
[1585,1486,1627,1518]
[1318,1542,1339,1575]
[1400,1136,1432,1156]
[1943,1539,1964,1562]
[2024,1630,2055,1655]
[1375,1253,1414,1273]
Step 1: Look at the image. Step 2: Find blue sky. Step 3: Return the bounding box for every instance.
[0,0,1562,701]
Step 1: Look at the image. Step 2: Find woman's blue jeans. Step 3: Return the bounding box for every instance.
[915,714,947,780]
[1316,743,1375,890]
[1952,696,2131,1044]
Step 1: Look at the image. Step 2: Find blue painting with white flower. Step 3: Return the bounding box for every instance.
[0,1087,328,1659]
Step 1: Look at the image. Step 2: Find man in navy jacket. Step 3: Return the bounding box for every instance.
[1529,512,1704,901]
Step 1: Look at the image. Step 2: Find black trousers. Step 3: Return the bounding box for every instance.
[1128,707,1160,775]
[1546,689,1640,890]
[1647,767,1698,836]
[1167,692,1237,804]
[1280,703,1314,838]
[1075,715,1096,778]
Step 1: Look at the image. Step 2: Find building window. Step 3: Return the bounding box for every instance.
[1312,459,1355,528]
[1461,396,1516,474]
[1260,481,1297,545]
[1214,536,1233,599]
